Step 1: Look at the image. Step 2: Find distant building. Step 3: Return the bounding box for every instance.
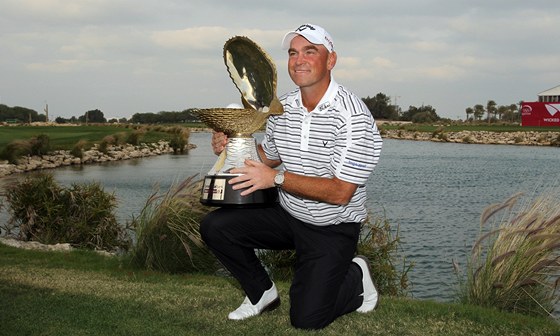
[521,85,560,126]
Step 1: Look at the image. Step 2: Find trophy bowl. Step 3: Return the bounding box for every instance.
[196,36,283,207]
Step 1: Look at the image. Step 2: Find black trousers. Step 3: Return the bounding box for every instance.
[200,203,363,330]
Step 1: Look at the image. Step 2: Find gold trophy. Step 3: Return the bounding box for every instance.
[196,36,284,206]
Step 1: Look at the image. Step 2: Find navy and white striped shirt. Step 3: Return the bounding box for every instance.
[262,78,383,226]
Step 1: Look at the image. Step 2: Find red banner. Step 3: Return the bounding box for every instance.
[521,102,560,127]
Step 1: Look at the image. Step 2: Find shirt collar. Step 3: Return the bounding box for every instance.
[295,76,338,113]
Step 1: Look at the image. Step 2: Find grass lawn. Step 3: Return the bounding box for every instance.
[0,125,176,152]
[1,243,558,336]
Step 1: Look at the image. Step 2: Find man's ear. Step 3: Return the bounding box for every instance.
[327,51,337,70]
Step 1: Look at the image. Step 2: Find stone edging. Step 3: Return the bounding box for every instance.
[0,141,190,178]
[382,130,560,146]
[0,237,114,256]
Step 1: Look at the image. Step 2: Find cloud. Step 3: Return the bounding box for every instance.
[26,59,108,73]
[152,27,231,51]
[1,1,559,119]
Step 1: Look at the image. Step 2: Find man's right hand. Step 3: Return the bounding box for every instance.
[211,131,228,155]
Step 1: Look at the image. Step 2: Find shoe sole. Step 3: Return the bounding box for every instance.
[261,297,281,314]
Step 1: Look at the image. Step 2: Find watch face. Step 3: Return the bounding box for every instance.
[275,172,284,185]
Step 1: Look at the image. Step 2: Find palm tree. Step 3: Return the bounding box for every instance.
[486,100,497,123]
[465,107,474,122]
[496,105,507,121]
[473,104,485,121]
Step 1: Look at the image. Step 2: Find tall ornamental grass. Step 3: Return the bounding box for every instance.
[129,176,218,274]
[460,191,560,317]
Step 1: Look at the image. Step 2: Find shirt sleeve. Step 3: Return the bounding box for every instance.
[332,107,383,185]
[261,115,280,161]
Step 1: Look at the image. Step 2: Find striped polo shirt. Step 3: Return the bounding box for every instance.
[262,78,383,226]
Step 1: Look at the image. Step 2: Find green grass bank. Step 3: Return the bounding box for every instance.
[1,243,558,336]
[0,125,176,152]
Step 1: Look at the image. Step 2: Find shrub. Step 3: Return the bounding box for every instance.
[98,135,116,154]
[3,173,129,252]
[129,176,218,274]
[462,135,474,144]
[0,134,51,164]
[0,139,32,164]
[70,140,88,159]
[457,191,560,317]
[29,134,50,155]
[258,214,412,296]
[113,132,128,145]
[126,129,146,146]
[431,127,444,139]
[169,127,190,154]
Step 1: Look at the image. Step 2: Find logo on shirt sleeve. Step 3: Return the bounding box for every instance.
[345,159,367,168]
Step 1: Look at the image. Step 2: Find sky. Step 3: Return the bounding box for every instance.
[1,0,559,121]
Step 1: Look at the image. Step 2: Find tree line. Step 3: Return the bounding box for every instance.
[362,93,441,123]
[464,100,521,123]
[0,104,201,125]
[0,95,522,125]
[0,104,46,123]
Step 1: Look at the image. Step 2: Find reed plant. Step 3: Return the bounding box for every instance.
[129,176,218,274]
[258,214,412,296]
[358,215,413,296]
[459,191,560,317]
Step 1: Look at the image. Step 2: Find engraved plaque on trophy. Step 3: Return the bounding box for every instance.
[196,36,284,207]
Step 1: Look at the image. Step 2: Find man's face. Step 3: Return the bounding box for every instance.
[287,35,335,90]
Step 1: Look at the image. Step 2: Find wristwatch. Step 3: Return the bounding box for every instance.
[274,171,285,188]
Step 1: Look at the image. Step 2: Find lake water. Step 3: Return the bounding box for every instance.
[2,131,560,301]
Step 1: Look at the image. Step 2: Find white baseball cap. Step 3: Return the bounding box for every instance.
[281,23,335,53]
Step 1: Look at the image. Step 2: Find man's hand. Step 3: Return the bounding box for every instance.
[211,131,228,155]
[229,159,276,196]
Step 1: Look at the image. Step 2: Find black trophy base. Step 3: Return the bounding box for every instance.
[200,175,278,207]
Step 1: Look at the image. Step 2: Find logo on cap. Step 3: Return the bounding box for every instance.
[296,24,316,32]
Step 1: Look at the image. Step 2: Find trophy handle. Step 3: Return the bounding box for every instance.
[268,97,283,115]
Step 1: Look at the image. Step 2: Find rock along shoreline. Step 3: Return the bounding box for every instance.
[0,140,185,178]
[382,129,560,146]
